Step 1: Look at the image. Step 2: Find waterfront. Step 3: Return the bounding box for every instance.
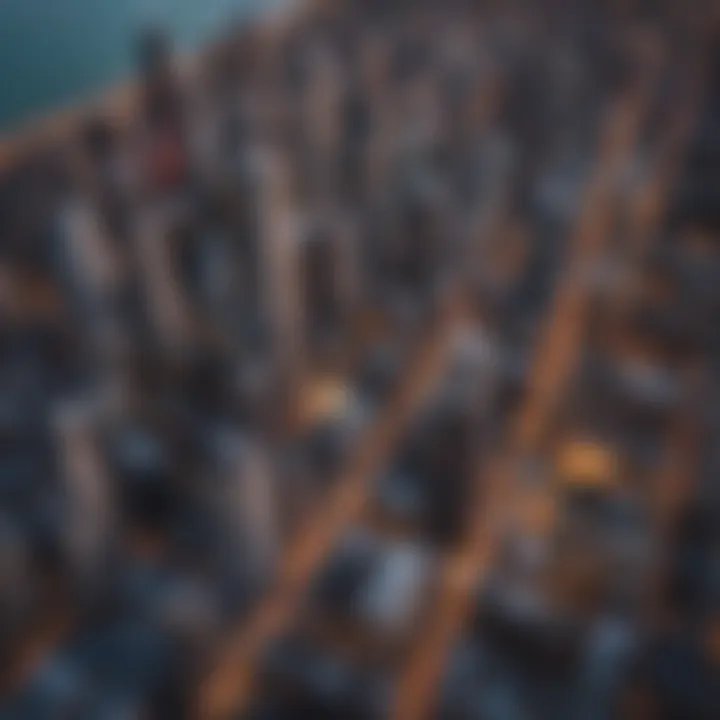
[0,0,271,132]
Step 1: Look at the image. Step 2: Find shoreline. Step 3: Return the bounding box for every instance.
[0,0,306,176]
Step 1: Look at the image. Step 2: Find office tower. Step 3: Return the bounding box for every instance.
[52,400,114,586]
[214,430,280,592]
[136,30,190,198]
[132,205,194,355]
[297,209,361,373]
[252,146,304,399]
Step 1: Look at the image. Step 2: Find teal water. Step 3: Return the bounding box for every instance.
[0,0,276,133]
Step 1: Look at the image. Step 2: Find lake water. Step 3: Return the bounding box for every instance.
[0,0,276,133]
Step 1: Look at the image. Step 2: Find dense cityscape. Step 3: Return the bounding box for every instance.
[1,0,719,717]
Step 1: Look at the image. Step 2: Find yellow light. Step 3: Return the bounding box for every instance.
[556,440,618,489]
[299,377,350,426]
